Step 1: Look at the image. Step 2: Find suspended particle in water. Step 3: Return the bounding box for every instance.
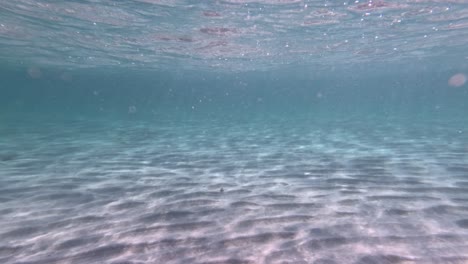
[448,73,467,87]
[128,106,137,114]
[60,72,73,82]
[27,67,42,79]
[60,72,72,81]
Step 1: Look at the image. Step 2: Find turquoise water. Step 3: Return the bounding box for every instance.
[1,1,468,264]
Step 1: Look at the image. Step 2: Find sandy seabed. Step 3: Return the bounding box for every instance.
[1,116,468,264]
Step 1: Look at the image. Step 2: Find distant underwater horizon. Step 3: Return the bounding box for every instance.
[1,0,468,263]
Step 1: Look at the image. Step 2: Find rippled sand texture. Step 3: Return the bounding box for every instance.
[1,117,468,264]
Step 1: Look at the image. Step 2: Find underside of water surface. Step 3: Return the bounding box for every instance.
[1,0,468,264]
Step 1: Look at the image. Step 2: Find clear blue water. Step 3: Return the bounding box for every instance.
[1,1,468,264]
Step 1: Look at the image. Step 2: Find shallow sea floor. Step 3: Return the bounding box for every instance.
[1,115,468,264]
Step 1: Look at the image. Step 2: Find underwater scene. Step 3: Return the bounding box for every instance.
[1,0,468,263]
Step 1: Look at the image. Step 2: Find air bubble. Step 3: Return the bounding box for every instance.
[27,67,42,79]
[448,73,467,87]
[128,106,137,114]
